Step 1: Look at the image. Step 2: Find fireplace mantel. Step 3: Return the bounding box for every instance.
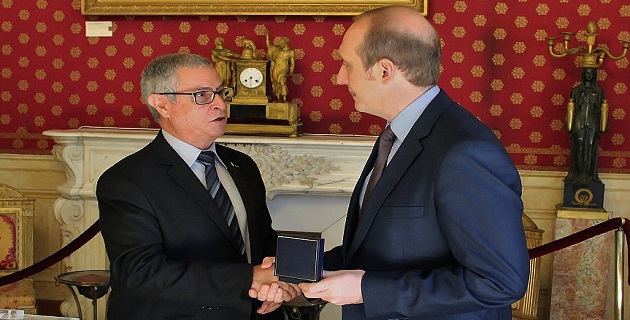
[45,127,376,200]
[44,125,376,262]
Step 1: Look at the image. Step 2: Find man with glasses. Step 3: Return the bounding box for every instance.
[97,53,298,320]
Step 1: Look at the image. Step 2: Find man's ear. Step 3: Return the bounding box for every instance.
[377,58,395,82]
[148,94,170,118]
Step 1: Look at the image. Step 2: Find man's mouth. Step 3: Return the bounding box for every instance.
[212,116,226,122]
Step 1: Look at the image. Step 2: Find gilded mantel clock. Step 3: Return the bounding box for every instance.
[232,59,270,104]
[227,58,303,137]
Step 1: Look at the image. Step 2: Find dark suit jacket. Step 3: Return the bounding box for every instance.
[97,131,279,320]
[325,90,530,319]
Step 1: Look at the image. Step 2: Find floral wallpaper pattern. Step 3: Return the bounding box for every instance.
[1,0,629,173]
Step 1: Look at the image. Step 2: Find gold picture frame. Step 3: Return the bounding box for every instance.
[82,0,427,16]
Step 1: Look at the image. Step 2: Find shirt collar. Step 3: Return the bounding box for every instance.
[389,85,440,142]
[162,130,227,169]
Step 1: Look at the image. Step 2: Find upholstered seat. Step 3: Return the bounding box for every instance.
[0,278,36,311]
[0,184,37,314]
[512,214,544,320]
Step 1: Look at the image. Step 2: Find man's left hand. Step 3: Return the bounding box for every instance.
[298,270,365,305]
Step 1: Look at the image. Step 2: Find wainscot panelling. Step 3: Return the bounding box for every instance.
[2,151,630,319]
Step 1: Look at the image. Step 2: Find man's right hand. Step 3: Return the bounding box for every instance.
[250,257,302,309]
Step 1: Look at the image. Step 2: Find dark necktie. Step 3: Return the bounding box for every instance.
[197,151,246,257]
[363,126,396,207]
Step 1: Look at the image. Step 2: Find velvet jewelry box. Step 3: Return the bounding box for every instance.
[274,235,324,284]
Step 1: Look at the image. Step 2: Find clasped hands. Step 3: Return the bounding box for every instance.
[250,257,301,314]
[251,257,366,312]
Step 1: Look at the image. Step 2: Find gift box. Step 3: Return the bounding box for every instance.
[274,235,324,284]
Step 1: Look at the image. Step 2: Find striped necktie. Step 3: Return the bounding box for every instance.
[197,151,246,257]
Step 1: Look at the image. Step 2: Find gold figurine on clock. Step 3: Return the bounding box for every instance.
[213,36,303,137]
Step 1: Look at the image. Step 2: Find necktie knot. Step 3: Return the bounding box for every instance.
[380,126,396,144]
[197,150,216,166]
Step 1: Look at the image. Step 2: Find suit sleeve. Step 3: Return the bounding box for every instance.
[361,139,530,318]
[324,246,344,271]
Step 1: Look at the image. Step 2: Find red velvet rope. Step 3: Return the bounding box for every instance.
[529,217,630,285]
[1,217,629,287]
[0,220,101,287]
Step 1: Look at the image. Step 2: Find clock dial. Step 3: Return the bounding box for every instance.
[239,67,264,89]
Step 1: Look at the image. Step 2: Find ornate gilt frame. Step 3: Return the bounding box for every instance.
[82,0,427,16]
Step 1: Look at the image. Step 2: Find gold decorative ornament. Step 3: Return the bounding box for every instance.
[211,37,240,87]
[232,58,270,104]
[573,188,594,206]
[221,37,303,137]
[265,31,295,103]
[546,21,629,69]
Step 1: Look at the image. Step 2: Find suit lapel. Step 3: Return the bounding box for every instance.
[346,90,453,261]
[343,142,378,257]
[216,146,257,255]
[150,132,235,247]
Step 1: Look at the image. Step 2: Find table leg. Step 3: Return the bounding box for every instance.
[92,297,98,320]
[63,284,84,320]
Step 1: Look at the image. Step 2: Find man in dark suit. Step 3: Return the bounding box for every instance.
[97,53,297,320]
[300,6,530,319]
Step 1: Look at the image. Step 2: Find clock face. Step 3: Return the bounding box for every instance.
[239,67,264,89]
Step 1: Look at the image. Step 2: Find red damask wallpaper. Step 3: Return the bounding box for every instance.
[1,1,629,173]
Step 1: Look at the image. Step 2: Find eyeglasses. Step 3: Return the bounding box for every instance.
[155,87,234,105]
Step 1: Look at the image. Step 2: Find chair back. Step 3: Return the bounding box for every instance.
[512,214,544,319]
[0,184,36,314]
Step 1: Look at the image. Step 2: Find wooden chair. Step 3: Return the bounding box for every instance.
[512,214,544,319]
[0,184,37,314]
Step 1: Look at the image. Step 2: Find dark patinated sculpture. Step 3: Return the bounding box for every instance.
[565,67,608,184]
[546,20,628,208]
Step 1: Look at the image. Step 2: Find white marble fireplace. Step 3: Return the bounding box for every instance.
[43,126,376,320]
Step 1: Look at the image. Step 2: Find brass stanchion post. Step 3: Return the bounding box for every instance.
[614,227,624,320]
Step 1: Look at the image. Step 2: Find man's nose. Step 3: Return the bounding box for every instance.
[336,67,348,85]
[211,97,227,110]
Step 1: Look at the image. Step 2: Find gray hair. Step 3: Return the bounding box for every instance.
[140,53,212,121]
[355,7,441,87]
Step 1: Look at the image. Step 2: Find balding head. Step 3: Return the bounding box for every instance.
[352,5,441,87]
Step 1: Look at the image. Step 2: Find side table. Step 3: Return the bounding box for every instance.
[55,270,110,320]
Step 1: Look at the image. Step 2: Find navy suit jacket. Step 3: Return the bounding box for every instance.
[325,90,530,319]
[97,131,279,320]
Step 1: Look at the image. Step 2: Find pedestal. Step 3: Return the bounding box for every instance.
[280,296,327,320]
[562,180,605,209]
[550,204,611,319]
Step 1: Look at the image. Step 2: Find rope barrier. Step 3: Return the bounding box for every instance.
[0,220,101,287]
[1,217,629,287]
[528,217,630,285]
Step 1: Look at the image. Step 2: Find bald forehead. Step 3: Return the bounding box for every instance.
[357,5,436,40]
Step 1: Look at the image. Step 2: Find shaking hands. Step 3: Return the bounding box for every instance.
[250,257,302,314]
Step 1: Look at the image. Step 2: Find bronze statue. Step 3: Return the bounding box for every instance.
[546,21,628,208]
[565,67,608,184]
[211,37,240,86]
[264,32,295,102]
